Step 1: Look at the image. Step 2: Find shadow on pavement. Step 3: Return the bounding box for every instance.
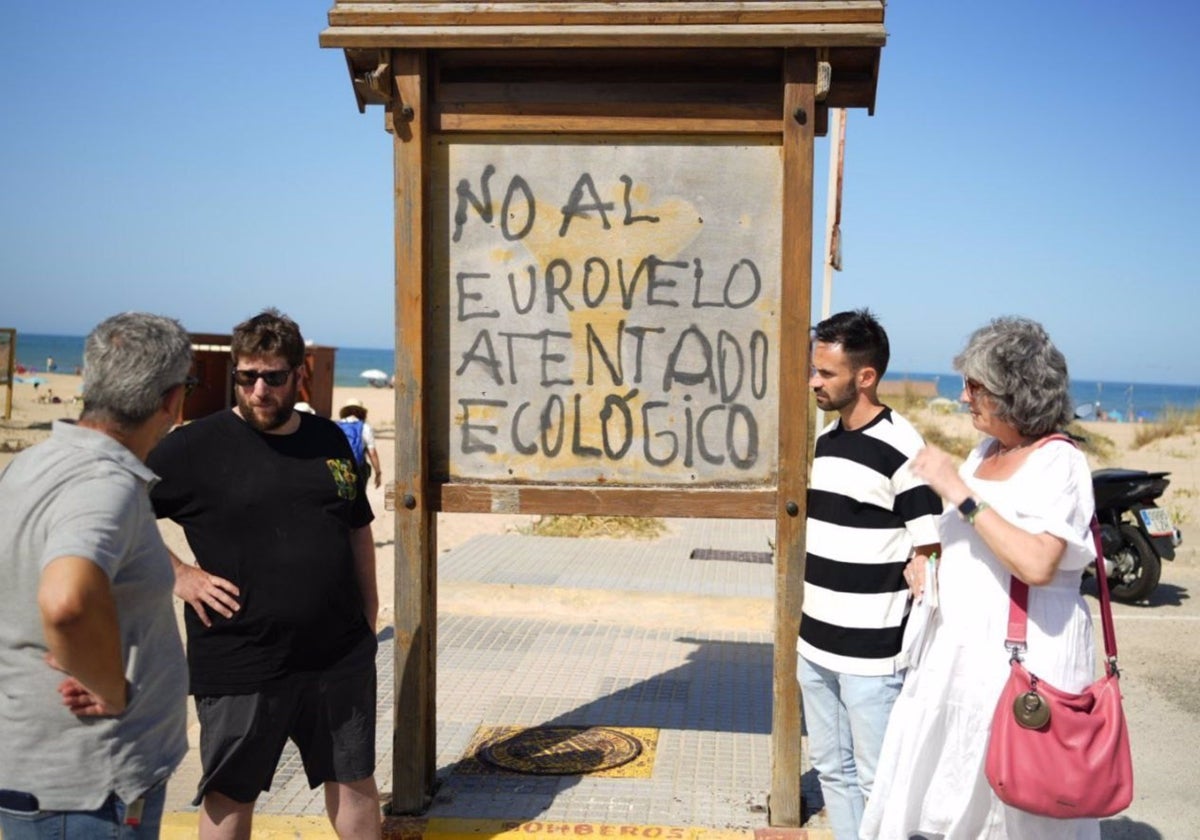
[1101,816,1164,839]
[1081,578,1189,609]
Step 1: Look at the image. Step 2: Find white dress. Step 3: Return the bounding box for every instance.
[860,439,1101,840]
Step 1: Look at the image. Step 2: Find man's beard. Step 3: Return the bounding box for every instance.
[235,380,298,432]
[814,380,857,413]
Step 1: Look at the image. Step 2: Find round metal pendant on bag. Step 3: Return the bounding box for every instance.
[1014,690,1051,729]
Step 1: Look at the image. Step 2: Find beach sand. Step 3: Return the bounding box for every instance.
[3,372,1197,634]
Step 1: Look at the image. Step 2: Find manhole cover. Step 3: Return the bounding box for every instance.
[690,548,773,564]
[478,725,643,775]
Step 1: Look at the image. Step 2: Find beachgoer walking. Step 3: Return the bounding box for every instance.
[337,397,382,489]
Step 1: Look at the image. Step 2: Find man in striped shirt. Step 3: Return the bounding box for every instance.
[799,309,941,840]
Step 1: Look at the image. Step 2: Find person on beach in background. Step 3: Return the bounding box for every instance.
[860,318,1099,840]
[800,309,942,840]
[337,397,382,489]
[0,313,192,838]
[147,309,381,840]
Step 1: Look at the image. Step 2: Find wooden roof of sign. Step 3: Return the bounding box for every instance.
[320,1,886,123]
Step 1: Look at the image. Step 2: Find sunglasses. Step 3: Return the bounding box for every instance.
[962,377,992,398]
[233,368,293,388]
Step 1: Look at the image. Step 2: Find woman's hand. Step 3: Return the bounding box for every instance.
[911,445,970,507]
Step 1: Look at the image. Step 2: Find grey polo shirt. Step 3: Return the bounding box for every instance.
[0,420,187,810]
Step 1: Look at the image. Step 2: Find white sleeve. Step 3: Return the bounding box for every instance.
[1007,442,1096,572]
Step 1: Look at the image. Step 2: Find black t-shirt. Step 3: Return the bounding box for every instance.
[148,410,376,694]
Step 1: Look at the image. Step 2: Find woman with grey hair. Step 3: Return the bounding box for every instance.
[861,317,1100,839]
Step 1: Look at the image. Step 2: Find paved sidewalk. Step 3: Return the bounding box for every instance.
[162,518,830,838]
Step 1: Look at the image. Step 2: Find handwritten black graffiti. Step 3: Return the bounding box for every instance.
[452,166,662,243]
[458,390,758,469]
[450,161,773,472]
[456,255,761,317]
[455,322,768,395]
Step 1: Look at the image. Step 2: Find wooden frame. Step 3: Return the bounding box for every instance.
[0,328,15,420]
[322,2,885,824]
[390,49,438,810]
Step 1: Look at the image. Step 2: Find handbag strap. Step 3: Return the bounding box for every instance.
[1002,434,1120,675]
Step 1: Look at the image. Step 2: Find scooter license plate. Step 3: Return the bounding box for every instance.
[1140,507,1175,536]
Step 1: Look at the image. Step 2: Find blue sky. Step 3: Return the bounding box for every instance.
[2,2,1197,384]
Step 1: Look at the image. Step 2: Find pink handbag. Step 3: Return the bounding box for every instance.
[984,515,1134,818]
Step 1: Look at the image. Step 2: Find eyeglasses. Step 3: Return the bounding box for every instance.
[163,376,199,397]
[233,368,293,388]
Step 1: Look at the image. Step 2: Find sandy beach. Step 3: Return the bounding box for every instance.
[0,374,537,634]
[3,371,1198,633]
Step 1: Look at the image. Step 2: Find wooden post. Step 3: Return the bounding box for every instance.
[770,48,816,827]
[0,329,15,420]
[816,107,846,431]
[389,49,436,815]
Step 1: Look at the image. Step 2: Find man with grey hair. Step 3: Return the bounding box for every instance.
[0,312,193,837]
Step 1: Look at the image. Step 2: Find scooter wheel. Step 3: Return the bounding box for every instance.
[1107,524,1162,603]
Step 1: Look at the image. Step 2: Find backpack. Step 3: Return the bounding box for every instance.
[336,419,366,465]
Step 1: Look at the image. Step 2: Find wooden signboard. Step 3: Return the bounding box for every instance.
[321,0,886,825]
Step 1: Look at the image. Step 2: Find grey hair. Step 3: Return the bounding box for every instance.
[954,317,1074,437]
[81,313,193,428]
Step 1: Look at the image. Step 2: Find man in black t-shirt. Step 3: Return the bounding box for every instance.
[148,309,381,840]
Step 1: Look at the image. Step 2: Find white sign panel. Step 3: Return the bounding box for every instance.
[437,139,781,486]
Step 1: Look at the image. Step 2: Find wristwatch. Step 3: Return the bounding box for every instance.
[957,496,990,525]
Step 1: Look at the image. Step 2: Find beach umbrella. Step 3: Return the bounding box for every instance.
[360,369,392,388]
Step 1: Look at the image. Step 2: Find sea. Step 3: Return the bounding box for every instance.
[9,333,1200,422]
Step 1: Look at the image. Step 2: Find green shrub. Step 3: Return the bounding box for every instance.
[1132,405,1200,449]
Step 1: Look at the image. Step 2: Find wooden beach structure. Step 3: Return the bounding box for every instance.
[0,328,15,420]
[320,1,887,825]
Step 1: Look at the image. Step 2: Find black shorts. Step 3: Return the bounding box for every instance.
[192,658,377,805]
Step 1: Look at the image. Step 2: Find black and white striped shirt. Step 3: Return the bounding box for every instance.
[799,407,942,675]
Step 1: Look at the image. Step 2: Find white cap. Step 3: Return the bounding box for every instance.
[342,397,365,409]
[294,401,316,414]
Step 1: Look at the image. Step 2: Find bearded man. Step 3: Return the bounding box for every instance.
[799,308,941,840]
[147,308,380,840]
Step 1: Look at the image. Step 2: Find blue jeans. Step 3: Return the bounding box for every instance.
[0,779,167,839]
[798,656,902,840]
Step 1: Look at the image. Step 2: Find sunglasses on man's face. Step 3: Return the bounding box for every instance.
[233,368,293,388]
